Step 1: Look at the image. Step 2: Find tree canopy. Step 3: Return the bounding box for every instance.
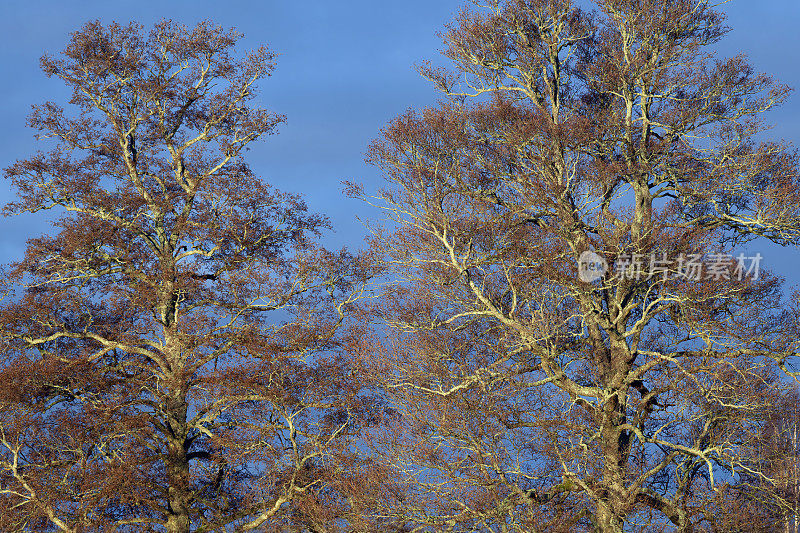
[1,2,800,532]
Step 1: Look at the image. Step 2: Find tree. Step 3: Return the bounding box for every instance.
[773,391,800,533]
[359,0,800,531]
[0,20,374,532]
[727,388,800,533]
[769,390,800,533]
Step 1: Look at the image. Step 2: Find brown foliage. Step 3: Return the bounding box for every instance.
[358,0,800,531]
[0,20,377,533]
[3,5,800,533]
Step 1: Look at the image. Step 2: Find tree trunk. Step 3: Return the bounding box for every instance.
[165,393,191,533]
[595,501,624,533]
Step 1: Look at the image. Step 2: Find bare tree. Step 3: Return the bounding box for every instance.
[358,0,800,531]
[0,20,373,533]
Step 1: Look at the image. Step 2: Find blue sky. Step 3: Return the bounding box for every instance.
[1,0,799,282]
